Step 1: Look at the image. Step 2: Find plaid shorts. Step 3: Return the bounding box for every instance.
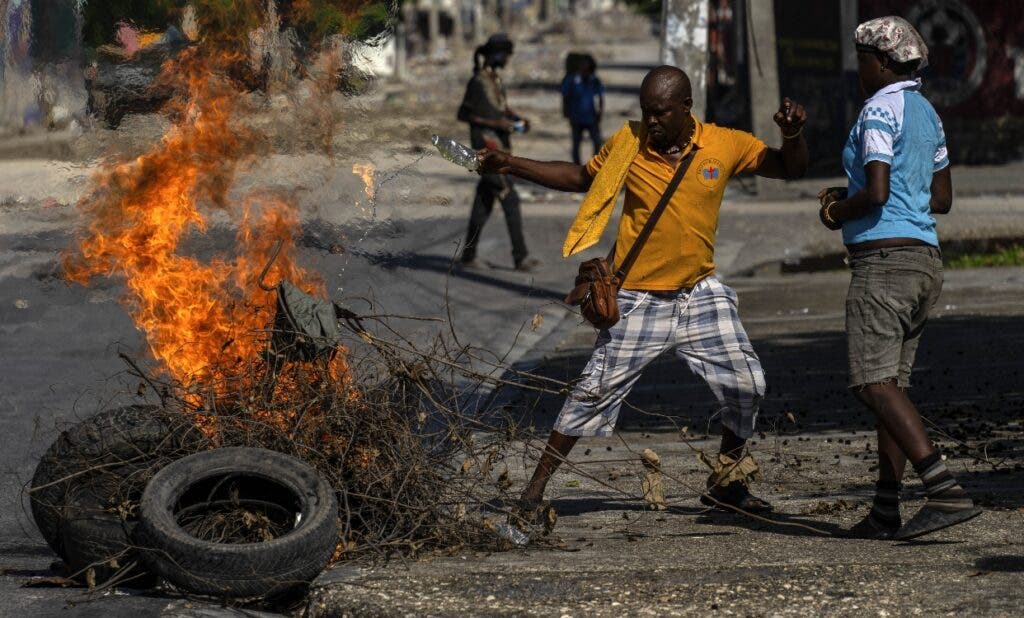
[553,276,765,438]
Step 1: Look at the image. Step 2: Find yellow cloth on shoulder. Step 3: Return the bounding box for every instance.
[561,121,645,257]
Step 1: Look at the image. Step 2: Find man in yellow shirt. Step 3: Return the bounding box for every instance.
[479,66,808,515]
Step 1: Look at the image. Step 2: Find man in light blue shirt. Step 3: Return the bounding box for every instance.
[816,16,979,542]
[841,77,948,246]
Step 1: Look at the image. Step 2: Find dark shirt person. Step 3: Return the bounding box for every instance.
[478,66,809,517]
[456,33,539,272]
[561,54,605,164]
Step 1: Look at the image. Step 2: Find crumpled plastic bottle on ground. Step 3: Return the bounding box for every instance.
[491,521,529,546]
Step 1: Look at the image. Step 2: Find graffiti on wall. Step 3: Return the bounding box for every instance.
[862,0,1024,116]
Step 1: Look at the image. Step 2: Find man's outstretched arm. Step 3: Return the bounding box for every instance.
[477,149,593,193]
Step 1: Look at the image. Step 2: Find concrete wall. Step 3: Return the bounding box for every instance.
[707,0,1024,172]
[350,36,397,78]
[1,0,35,130]
[860,0,1024,164]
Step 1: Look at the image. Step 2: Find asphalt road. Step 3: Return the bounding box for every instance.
[0,191,594,615]
[3,22,1024,617]
[311,267,1024,617]
[5,191,1023,616]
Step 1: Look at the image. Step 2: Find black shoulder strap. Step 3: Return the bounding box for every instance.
[611,149,697,281]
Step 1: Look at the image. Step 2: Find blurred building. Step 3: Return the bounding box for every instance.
[858,0,1024,165]
[702,0,1024,173]
[5,0,1021,168]
[398,0,577,64]
[1,0,85,132]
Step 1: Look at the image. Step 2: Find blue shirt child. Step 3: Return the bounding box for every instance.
[561,73,605,127]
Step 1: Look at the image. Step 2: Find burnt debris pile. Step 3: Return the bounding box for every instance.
[26,289,546,605]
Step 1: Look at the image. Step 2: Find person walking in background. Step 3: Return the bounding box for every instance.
[561,54,605,165]
[817,16,980,540]
[456,33,539,272]
[477,65,808,518]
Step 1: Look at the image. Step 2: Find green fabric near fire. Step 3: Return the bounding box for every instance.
[271,281,341,363]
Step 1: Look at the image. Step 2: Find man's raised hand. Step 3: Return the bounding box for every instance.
[773,97,807,135]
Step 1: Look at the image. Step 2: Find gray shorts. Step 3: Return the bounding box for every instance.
[846,245,943,389]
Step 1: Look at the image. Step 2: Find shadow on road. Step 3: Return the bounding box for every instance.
[511,314,1024,433]
[975,555,1024,572]
[693,511,847,538]
[504,313,1024,512]
[356,251,567,301]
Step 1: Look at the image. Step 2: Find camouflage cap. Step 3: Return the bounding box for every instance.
[855,15,929,69]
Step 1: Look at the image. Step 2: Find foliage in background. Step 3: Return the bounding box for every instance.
[186,0,268,47]
[81,0,395,49]
[947,245,1024,268]
[286,0,396,43]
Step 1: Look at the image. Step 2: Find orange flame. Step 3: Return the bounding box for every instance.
[352,163,376,201]
[63,51,342,390]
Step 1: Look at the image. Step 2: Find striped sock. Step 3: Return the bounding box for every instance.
[868,479,901,528]
[913,451,974,512]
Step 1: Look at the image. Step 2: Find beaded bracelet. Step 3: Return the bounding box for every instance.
[782,126,804,140]
[823,200,839,226]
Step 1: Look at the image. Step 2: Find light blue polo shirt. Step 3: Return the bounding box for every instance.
[841,79,949,246]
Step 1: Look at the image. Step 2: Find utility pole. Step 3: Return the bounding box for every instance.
[394,6,408,81]
[539,0,556,22]
[660,0,710,120]
[426,0,442,59]
[497,0,511,32]
[450,1,465,52]
[471,1,484,45]
[746,0,781,195]
[839,0,859,127]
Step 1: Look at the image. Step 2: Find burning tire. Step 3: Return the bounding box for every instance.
[29,404,207,570]
[134,447,338,599]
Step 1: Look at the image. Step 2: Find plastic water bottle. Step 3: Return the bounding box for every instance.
[492,521,529,546]
[431,135,479,172]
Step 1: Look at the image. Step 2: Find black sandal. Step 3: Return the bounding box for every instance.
[893,504,982,541]
[846,513,900,540]
[700,481,773,513]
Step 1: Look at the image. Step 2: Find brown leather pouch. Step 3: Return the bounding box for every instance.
[564,257,620,330]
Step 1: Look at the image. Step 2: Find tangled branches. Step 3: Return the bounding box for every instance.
[118,303,539,561]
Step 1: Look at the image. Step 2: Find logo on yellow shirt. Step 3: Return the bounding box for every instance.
[696,158,724,189]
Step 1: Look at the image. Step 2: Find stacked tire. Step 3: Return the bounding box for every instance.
[30,409,338,600]
[133,447,338,599]
[29,405,206,585]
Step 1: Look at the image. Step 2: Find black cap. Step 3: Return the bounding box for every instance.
[483,33,514,56]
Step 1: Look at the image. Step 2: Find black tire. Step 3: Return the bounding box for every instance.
[58,484,157,588]
[29,405,206,561]
[134,447,338,599]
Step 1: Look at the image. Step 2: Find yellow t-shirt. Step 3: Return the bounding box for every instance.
[585,119,768,290]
